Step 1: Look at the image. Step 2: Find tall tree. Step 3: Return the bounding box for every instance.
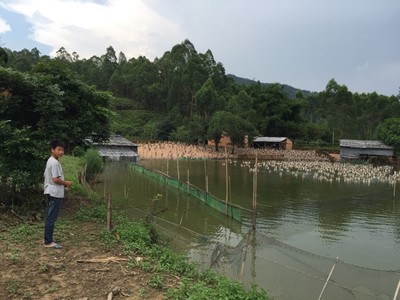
[375,118,400,153]
[0,64,112,202]
[319,79,354,143]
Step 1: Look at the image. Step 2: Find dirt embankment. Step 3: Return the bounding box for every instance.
[0,196,176,300]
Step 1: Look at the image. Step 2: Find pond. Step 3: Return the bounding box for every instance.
[93,159,400,300]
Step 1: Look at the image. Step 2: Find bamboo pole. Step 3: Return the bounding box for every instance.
[177,209,186,234]
[166,159,169,176]
[204,159,207,191]
[123,185,129,199]
[177,155,180,181]
[393,279,400,300]
[251,228,256,279]
[252,154,258,229]
[318,257,339,300]
[187,169,190,192]
[239,231,252,281]
[393,180,397,198]
[206,175,209,193]
[229,176,232,203]
[225,146,229,215]
[103,179,107,198]
[107,193,113,231]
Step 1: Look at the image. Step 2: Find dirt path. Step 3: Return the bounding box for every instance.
[0,198,173,299]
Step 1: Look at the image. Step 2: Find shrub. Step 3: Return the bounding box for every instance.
[83,149,103,183]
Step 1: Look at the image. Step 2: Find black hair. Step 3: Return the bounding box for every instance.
[50,140,65,149]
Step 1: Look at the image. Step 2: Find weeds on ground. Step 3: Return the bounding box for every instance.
[75,204,268,300]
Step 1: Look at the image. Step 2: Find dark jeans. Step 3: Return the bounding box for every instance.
[44,194,63,245]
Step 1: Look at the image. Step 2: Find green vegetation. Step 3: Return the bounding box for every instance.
[83,149,104,183]
[0,60,112,208]
[2,41,398,152]
[0,39,399,230]
[376,118,400,155]
[1,39,399,208]
[0,40,397,299]
[75,201,267,299]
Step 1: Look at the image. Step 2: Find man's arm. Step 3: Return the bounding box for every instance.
[52,177,72,188]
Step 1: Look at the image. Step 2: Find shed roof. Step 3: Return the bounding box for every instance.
[339,139,393,149]
[90,134,137,147]
[98,148,138,157]
[253,137,288,143]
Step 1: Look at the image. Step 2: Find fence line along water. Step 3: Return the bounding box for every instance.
[128,163,249,222]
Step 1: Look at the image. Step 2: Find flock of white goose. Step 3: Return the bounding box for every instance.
[228,151,400,186]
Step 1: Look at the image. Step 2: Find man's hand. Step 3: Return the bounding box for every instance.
[65,181,72,188]
[53,177,73,188]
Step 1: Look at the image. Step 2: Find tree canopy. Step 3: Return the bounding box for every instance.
[1,41,400,151]
[0,61,112,200]
[1,40,400,204]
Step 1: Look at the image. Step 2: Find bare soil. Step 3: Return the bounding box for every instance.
[0,196,178,299]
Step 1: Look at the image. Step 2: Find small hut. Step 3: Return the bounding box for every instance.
[339,139,393,160]
[89,134,139,162]
[253,137,293,150]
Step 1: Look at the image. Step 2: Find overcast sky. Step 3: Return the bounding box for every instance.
[0,0,399,96]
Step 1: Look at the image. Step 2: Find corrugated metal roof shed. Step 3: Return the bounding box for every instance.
[339,139,394,159]
[87,134,139,162]
[98,149,138,158]
[91,134,137,147]
[253,137,287,143]
[339,139,393,149]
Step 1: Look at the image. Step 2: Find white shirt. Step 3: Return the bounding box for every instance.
[43,156,65,198]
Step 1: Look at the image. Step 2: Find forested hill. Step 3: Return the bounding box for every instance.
[227,74,312,98]
[1,39,399,154]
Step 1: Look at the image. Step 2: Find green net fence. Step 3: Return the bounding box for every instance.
[128,163,244,222]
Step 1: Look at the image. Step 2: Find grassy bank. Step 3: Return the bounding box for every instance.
[0,155,267,299]
[75,201,267,299]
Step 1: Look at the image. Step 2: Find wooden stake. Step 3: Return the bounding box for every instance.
[204,159,207,191]
[252,154,258,229]
[177,156,180,181]
[229,176,232,203]
[187,169,190,191]
[225,146,229,215]
[318,257,339,300]
[166,159,169,176]
[177,209,186,234]
[239,231,252,281]
[123,185,129,199]
[393,278,400,300]
[107,193,113,231]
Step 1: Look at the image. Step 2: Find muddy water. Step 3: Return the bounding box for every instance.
[93,160,400,300]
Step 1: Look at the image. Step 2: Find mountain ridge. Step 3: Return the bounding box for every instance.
[227,74,313,98]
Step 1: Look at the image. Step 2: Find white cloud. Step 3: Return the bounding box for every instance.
[0,17,11,33]
[1,0,399,95]
[4,0,185,59]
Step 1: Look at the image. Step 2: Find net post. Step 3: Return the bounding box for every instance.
[252,153,258,229]
[107,193,113,231]
[318,257,339,300]
[393,278,400,300]
[225,146,228,216]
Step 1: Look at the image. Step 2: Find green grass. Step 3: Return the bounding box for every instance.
[111,109,161,140]
[3,151,268,299]
[75,204,268,299]
[8,223,42,243]
[60,155,86,195]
